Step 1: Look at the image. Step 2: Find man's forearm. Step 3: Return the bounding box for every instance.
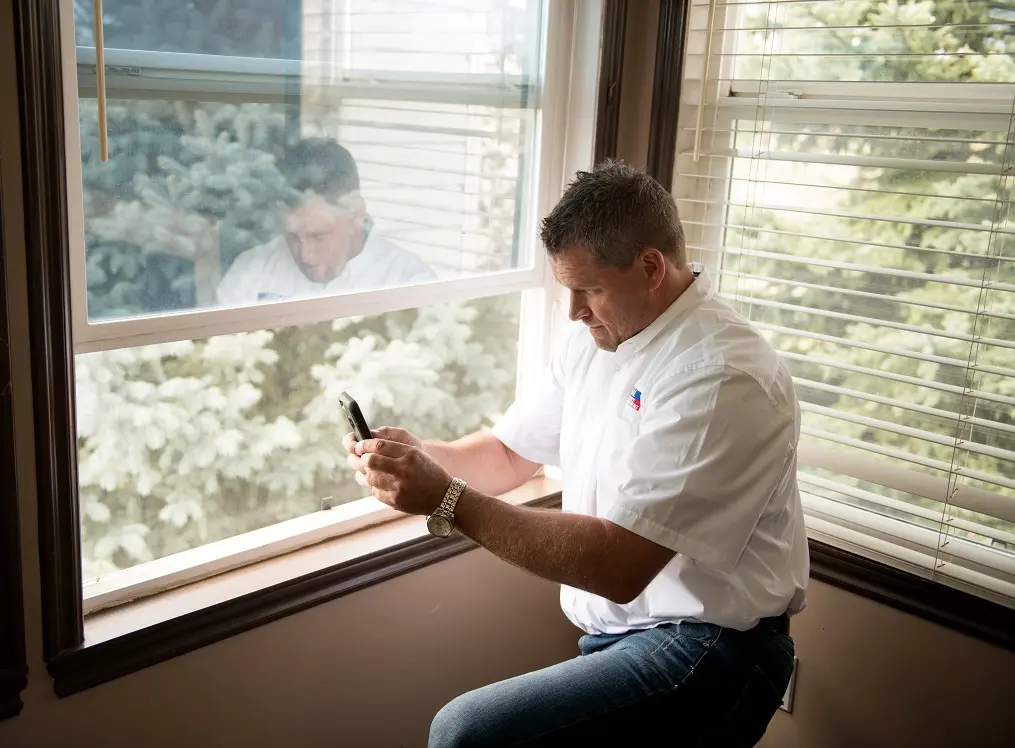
[451,488,643,604]
[423,432,537,497]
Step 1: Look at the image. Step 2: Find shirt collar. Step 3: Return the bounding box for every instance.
[616,262,713,355]
[342,217,382,271]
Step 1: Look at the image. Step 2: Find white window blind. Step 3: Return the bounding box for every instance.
[675,0,1015,606]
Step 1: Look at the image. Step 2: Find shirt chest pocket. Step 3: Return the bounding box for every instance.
[597,395,643,490]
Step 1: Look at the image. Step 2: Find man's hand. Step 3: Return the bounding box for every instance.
[353,438,453,516]
[343,426,422,474]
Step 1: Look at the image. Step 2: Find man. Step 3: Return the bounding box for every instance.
[216,138,435,305]
[345,161,809,746]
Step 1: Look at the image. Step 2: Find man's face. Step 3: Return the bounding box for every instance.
[551,245,660,352]
[280,195,365,283]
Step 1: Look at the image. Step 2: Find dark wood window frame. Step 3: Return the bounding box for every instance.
[0,131,28,722]
[646,0,1015,652]
[593,0,628,165]
[12,1,578,699]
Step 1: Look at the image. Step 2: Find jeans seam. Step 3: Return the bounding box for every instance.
[649,623,723,657]
[700,663,787,747]
[720,665,761,722]
[517,628,722,746]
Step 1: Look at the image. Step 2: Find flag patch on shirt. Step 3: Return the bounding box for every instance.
[627,388,642,411]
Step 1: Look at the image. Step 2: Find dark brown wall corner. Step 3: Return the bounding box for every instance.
[0,121,28,723]
[13,0,85,665]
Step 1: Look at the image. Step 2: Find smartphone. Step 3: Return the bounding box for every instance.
[339,391,373,442]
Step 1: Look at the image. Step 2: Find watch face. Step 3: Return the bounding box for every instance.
[427,514,453,538]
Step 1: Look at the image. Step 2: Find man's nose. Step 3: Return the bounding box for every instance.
[295,237,321,262]
[568,293,589,322]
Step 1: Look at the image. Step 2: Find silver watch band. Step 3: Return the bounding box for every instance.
[433,477,466,520]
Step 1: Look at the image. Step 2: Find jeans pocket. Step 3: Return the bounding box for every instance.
[672,620,723,645]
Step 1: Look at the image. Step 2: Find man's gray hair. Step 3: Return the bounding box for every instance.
[539,160,686,268]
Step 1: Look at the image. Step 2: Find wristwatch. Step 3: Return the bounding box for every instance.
[426,477,466,538]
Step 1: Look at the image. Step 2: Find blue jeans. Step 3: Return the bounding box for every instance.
[429,618,794,747]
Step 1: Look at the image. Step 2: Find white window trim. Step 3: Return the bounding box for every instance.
[82,495,401,615]
[74,46,537,107]
[73,268,544,354]
[69,0,604,614]
[61,0,582,353]
[83,475,564,617]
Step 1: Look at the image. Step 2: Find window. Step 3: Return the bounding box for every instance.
[70,0,546,350]
[676,0,1015,606]
[62,0,584,608]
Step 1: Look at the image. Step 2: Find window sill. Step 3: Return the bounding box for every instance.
[49,477,562,697]
[47,478,1015,697]
[83,496,406,616]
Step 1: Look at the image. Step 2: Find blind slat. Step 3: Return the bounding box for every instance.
[800,402,1015,466]
[685,148,1008,176]
[805,514,1015,607]
[800,442,1015,524]
[684,125,1011,149]
[755,318,1015,379]
[794,377,1015,439]
[688,22,1014,34]
[799,473,1015,546]
[718,269,1015,324]
[684,198,1015,235]
[720,294,1015,353]
[681,175,1013,209]
[803,494,1015,580]
[694,245,1015,286]
[803,428,1015,492]
[780,350,1015,410]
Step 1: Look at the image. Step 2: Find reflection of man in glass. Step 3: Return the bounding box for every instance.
[217,138,435,306]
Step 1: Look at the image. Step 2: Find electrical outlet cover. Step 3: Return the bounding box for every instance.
[780,657,799,713]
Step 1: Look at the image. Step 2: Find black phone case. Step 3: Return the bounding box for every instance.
[338,392,372,441]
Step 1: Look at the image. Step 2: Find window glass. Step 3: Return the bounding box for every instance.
[70,0,542,581]
[77,293,520,578]
[75,0,544,321]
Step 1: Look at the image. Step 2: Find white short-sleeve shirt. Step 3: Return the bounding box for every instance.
[216,228,436,306]
[492,267,809,635]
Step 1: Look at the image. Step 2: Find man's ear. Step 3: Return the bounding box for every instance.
[641,248,668,291]
[347,194,367,228]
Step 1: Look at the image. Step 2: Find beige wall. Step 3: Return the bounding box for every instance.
[3,3,1015,748]
[760,579,1015,748]
[3,552,578,748]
